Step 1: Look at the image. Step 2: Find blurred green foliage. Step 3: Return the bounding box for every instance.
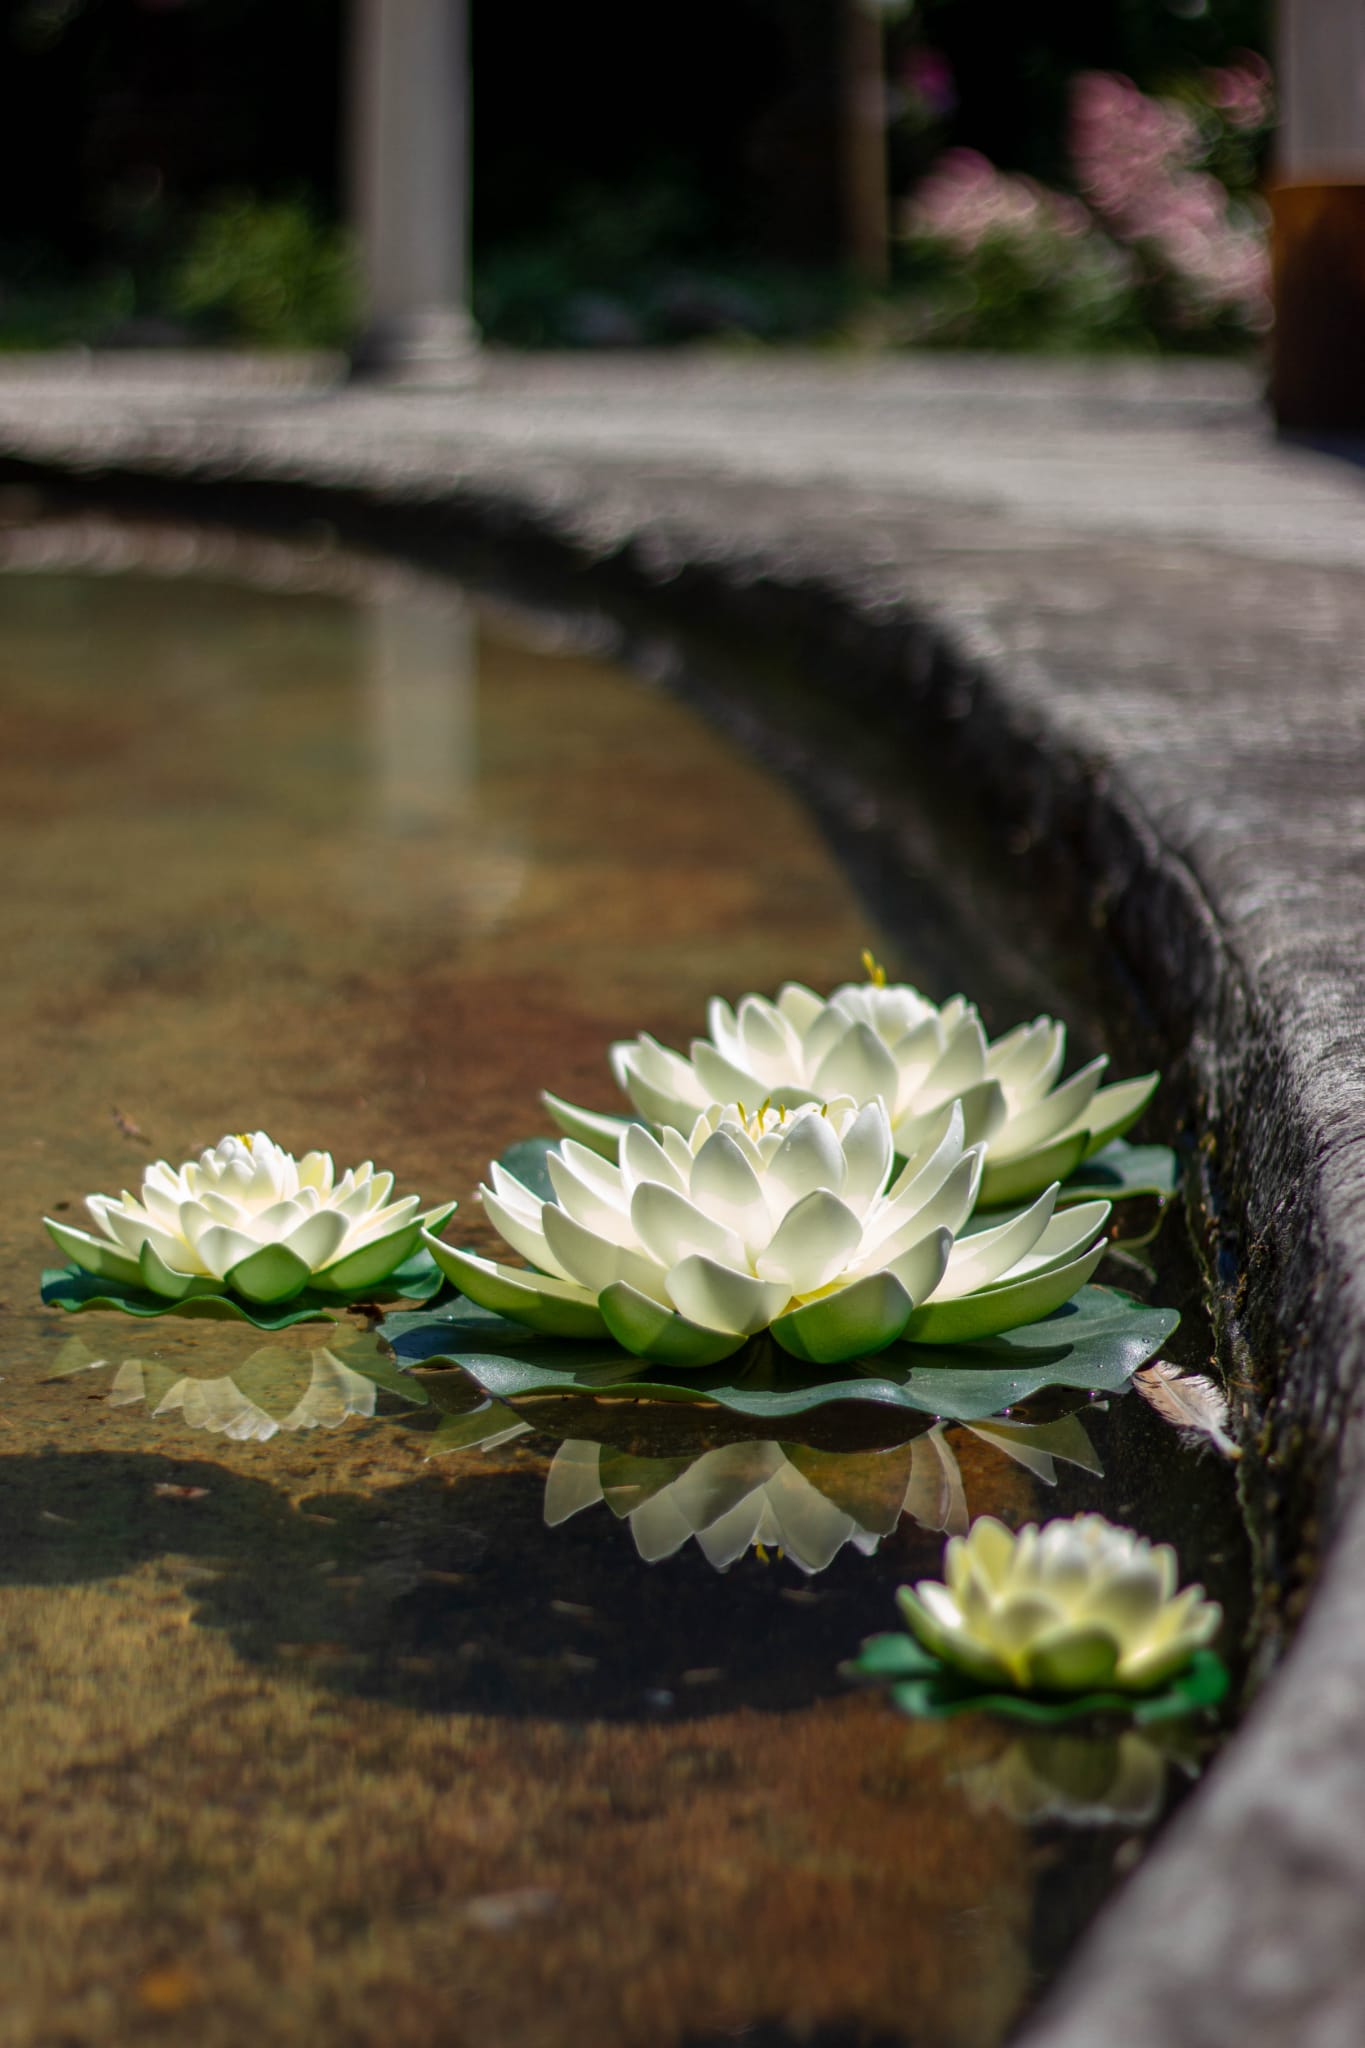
[169,196,357,349]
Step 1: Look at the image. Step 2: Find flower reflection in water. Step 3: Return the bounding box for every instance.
[96,1343,381,1442]
[956,1725,1201,1828]
[544,1409,1102,1575]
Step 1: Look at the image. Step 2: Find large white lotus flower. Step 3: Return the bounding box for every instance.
[545,973,1156,1209]
[45,1132,455,1306]
[899,1513,1221,1695]
[424,1096,1109,1368]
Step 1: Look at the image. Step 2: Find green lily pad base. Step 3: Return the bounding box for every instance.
[41,1249,447,1331]
[1058,1139,1180,1206]
[379,1285,1177,1424]
[844,1631,1228,1725]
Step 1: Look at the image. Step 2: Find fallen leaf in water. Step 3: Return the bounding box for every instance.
[136,1965,201,2014]
[153,1483,210,1500]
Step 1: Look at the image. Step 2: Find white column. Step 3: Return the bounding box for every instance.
[1270,0,1365,428]
[1278,0,1365,177]
[349,0,478,383]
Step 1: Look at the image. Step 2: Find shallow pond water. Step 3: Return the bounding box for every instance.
[0,520,1246,2048]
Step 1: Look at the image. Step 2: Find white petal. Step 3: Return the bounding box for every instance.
[687,1130,770,1249]
[979,1199,1109,1286]
[665,1255,790,1336]
[756,1189,863,1294]
[691,1039,765,1106]
[618,1124,688,1198]
[992,1056,1109,1161]
[671,1442,783,1531]
[921,1013,988,1099]
[735,995,804,1084]
[282,1210,350,1272]
[840,1100,894,1214]
[988,1017,1067,1099]
[545,1150,633,1237]
[885,1228,952,1306]
[195,1224,266,1280]
[481,1186,575,1282]
[297,1150,334,1192]
[543,1442,605,1526]
[628,1490,697,1563]
[887,1100,965,1196]
[704,995,744,1066]
[764,1111,847,1216]
[811,1021,901,1105]
[775,981,824,1034]
[630,1182,747,1272]
[618,1038,710,1126]
[540,1204,671,1301]
[942,1188,1059,1295]
[253,1198,310,1238]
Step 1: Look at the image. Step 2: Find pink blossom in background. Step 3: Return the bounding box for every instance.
[1069,70,1270,329]
[1070,71,1200,224]
[1205,53,1273,131]
[904,148,1088,255]
[900,46,958,120]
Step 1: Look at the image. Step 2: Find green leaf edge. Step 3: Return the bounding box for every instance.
[383,1285,1177,1423]
[40,1248,446,1330]
[843,1633,1228,1725]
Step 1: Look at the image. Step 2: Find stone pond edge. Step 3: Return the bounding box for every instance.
[1,429,1361,2048]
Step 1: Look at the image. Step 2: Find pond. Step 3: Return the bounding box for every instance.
[0,512,1247,2048]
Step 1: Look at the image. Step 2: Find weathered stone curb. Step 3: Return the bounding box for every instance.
[3,357,1365,2048]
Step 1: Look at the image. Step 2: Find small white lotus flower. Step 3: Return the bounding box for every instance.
[424,1096,1109,1368]
[545,970,1156,1209]
[45,1132,455,1306]
[898,1513,1221,1695]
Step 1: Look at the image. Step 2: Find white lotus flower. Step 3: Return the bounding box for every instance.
[45,1132,455,1306]
[898,1513,1221,1695]
[545,971,1156,1209]
[424,1096,1109,1368]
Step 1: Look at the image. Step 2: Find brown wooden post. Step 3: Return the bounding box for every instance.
[841,0,889,288]
[348,0,478,384]
[1270,0,1365,430]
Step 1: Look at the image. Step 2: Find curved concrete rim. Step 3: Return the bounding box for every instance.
[2,354,1364,2048]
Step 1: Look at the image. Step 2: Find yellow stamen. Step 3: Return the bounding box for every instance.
[861,949,888,988]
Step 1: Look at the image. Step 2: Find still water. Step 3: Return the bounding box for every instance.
[0,519,1244,2048]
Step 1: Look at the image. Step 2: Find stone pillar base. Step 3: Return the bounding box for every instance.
[349,308,480,388]
[1269,182,1365,432]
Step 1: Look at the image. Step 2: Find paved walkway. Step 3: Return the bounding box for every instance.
[0,348,1363,569]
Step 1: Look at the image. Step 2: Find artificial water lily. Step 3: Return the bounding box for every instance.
[424,1096,1110,1368]
[545,970,1157,1209]
[45,1132,455,1306]
[898,1513,1221,1695]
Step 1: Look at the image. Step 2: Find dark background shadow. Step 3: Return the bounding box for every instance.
[0,1445,940,1723]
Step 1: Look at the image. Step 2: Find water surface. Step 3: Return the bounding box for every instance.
[0,521,1244,2048]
